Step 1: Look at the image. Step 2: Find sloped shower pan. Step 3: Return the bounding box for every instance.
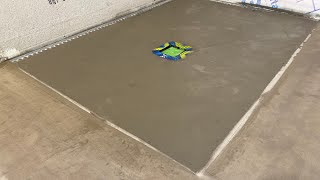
[16,0,315,172]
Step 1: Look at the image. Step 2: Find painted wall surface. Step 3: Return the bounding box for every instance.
[219,0,320,18]
[0,0,161,60]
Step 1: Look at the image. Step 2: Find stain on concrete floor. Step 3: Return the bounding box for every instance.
[18,0,315,171]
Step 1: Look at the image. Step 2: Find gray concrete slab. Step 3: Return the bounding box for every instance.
[0,62,196,180]
[18,0,315,171]
[204,24,320,180]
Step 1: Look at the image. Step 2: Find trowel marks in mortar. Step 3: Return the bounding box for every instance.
[18,0,315,172]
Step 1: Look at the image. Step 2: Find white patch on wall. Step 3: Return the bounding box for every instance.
[0,48,20,59]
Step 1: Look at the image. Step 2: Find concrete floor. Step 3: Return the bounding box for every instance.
[17,0,315,171]
[1,1,320,180]
[1,24,320,180]
[0,63,196,180]
[203,24,320,180]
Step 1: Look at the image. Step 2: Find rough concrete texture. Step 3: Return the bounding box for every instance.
[18,0,315,171]
[205,25,320,180]
[0,63,196,180]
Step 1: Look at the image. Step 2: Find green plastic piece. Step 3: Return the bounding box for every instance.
[162,47,185,57]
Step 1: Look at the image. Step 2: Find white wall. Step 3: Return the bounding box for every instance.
[0,0,162,60]
[216,0,320,18]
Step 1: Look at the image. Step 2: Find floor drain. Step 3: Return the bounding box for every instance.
[152,41,193,61]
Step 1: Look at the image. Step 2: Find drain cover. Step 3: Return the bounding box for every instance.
[152,41,193,60]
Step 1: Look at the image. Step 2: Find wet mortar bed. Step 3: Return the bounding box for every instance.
[18,0,315,172]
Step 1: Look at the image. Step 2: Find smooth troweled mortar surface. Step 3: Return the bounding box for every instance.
[18,0,315,171]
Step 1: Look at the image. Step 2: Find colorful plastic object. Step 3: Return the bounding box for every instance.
[152,41,193,61]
